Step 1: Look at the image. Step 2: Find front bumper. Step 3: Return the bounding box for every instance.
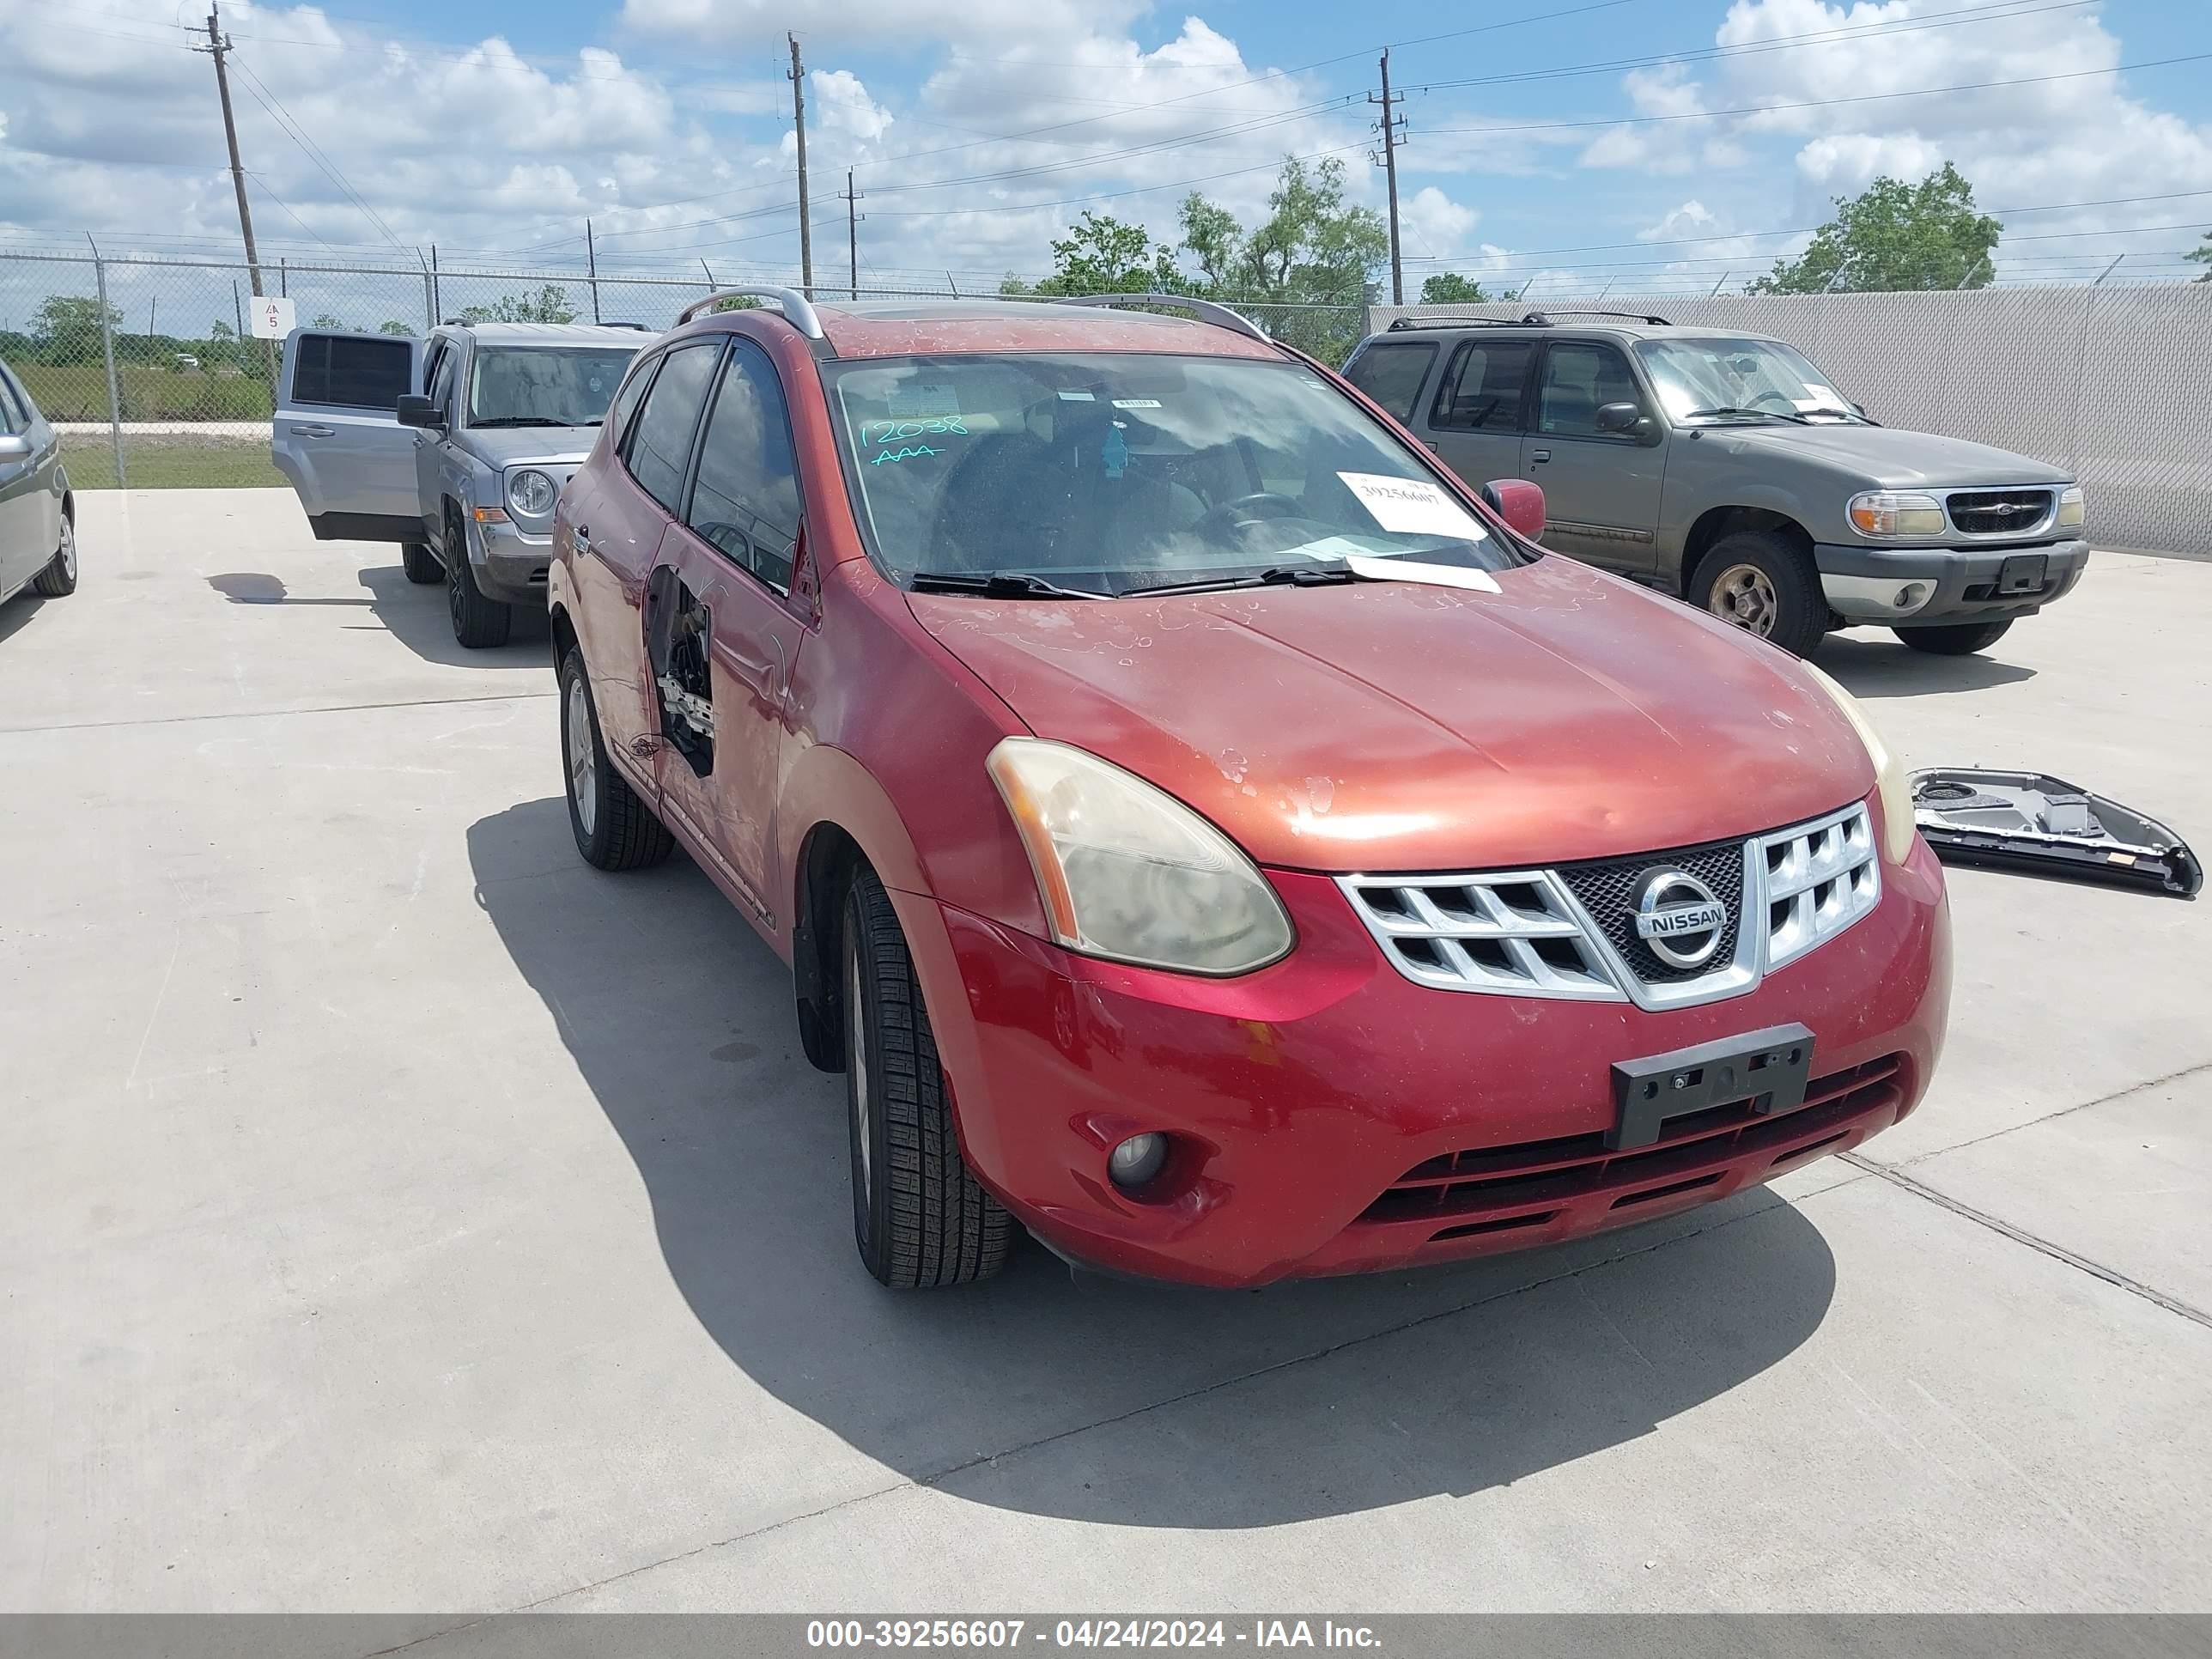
[469,515,556,605]
[1814,538,2088,626]
[891,834,1951,1289]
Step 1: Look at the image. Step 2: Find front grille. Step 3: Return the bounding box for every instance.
[1555,837,1746,985]
[1340,802,1881,1009]
[1947,489,2052,537]
[1760,804,1881,970]
[1357,1054,1903,1231]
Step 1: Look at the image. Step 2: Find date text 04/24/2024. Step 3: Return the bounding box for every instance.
[805,1620,1383,1649]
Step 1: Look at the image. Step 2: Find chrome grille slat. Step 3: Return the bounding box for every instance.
[1340,801,1883,1010]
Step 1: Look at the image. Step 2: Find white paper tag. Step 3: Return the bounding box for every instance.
[1338,471,1488,540]
[1056,390,1095,401]
[889,380,960,417]
[1110,398,1162,409]
[1345,556,1502,594]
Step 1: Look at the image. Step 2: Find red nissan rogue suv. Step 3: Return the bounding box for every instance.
[549,289,1950,1291]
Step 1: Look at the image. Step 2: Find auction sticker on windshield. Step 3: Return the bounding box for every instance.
[1339,471,1487,540]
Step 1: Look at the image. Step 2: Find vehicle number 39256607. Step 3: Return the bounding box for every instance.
[805,1620,1230,1649]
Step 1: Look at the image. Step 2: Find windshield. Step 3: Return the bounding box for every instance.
[1636,337,1864,423]
[823,353,1520,595]
[466,347,637,428]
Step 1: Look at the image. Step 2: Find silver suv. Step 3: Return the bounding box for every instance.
[1345,311,2087,657]
[271,321,648,647]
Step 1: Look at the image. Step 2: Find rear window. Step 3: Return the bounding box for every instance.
[291,334,411,411]
[1344,342,1437,423]
[1432,340,1533,432]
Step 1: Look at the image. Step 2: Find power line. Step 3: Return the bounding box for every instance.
[225,54,408,251]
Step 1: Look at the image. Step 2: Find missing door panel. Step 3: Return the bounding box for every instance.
[647,566,714,777]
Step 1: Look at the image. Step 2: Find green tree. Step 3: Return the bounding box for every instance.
[30,294,125,362]
[2187,229,2211,283]
[1419,272,1491,304]
[1012,211,1182,296]
[459,284,580,324]
[1176,195,1243,292]
[310,313,347,329]
[1236,156,1388,305]
[1748,161,2000,294]
[378,319,415,336]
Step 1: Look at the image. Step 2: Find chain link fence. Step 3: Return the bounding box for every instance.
[1373,286,2212,557]
[0,249,1369,488]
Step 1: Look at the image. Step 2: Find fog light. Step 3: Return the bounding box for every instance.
[1108,1133,1169,1190]
[1894,582,1928,611]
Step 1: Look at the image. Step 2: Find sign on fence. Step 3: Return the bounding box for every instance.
[247,295,296,340]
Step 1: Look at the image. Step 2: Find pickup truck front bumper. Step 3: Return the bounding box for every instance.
[1814,538,2089,627]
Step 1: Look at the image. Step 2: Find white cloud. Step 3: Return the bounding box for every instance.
[621,0,1148,49]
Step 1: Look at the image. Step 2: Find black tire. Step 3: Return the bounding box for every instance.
[32,514,76,598]
[401,539,442,585]
[445,510,513,648]
[1895,619,2014,656]
[1689,530,1828,658]
[844,869,1014,1289]
[558,646,674,872]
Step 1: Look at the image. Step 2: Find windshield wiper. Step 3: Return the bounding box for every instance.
[908,570,1109,599]
[1681,405,1809,424]
[1118,562,1360,599]
[1797,405,1875,424]
[469,416,578,428]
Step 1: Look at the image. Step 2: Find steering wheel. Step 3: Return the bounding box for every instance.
[1195,492,1305,539]
[1747,389,1799,412]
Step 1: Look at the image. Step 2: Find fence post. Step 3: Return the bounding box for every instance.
[88,236,127,491]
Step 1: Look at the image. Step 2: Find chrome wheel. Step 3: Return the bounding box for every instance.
[58,519,76,583]
[1710,562,1778,636]
[849,947,872,1202]
[565,674,597,838]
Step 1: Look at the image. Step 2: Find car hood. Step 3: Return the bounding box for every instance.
[1723,422,2068,488]
[462,425,600,469]
[909,559,1873,873]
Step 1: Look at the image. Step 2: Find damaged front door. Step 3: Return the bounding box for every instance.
[645,337,811,925]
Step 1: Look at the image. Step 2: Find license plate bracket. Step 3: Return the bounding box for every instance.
[1997,553,2047,595]
[1607,1023,1815,1151]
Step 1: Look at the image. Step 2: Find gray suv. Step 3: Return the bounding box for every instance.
[271,321,647,647]
[1344,312,2087,657]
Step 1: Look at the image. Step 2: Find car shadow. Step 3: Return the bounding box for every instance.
[203,565,548,670]
[0,592,47,647]
[1815,632,2035,698]
[466,796,1839,1528]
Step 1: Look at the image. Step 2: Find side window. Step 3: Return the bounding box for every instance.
[686,341,803,592]
[292,334,413,410]
[1534,342,1643,439]
[426,345,458,417]
[1431,340,1533,432]
[608,351,661,459]
[0,368,26,434]
[1343,342,1437,424]
[624,342,721,515]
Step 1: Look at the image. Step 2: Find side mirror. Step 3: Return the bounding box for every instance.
[0,433,33,464]
[396,393,442,429]
[1595,400,1644,434]
[1481,478,1546,542]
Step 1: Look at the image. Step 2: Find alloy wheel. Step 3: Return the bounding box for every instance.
[1710,562,1778,636]
[565,675,597,838]
[58,519,76,583]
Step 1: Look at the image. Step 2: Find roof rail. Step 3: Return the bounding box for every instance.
[1386,315,1520,331]
[1522,308,1673,326]
[1051,293,1271,343]
[676,284,824,339]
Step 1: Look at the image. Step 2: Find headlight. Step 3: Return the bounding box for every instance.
[1847,489,1946,539]
[507,468,557,518]
[986,738,1294,975]
[1799,662,1916,866]
[2056,483,2085,529]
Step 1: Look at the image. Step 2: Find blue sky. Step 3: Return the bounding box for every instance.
[4,0,2209,296]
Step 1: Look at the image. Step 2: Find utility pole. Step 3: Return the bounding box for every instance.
[788,33,813,298]
[840,171,864,300]
[1369,49,1407,307]
[586,219,602,322]
[198,5,264,301]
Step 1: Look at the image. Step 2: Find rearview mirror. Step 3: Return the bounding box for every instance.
[1480,478,1546,542]
[0,433,32,463]
[1595,400,1644,434]
[396,393,442,429]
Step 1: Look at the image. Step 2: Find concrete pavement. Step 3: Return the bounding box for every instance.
[2,491,2206,1615]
